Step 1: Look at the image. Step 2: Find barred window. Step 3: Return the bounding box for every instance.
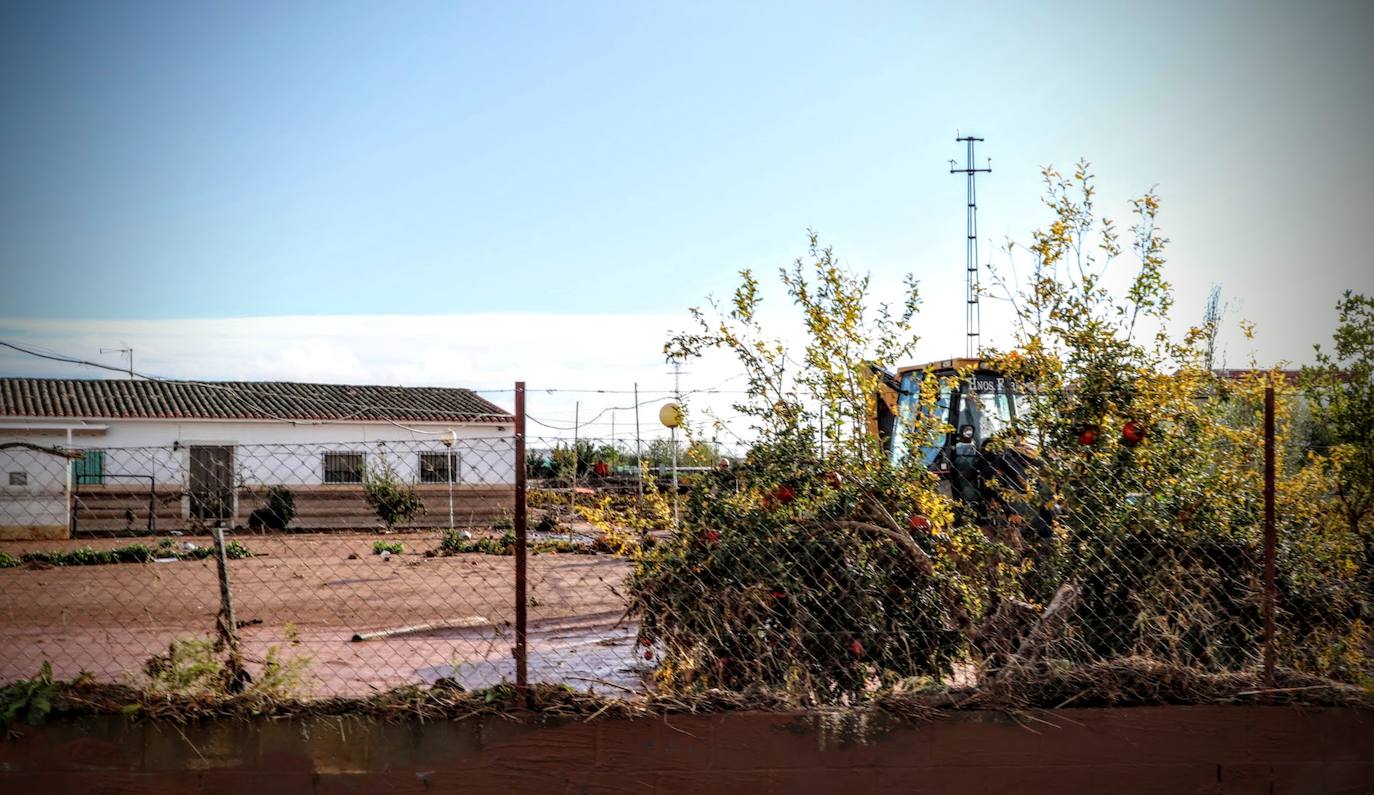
[8,471,26,486]
[419,452,455,483]
[322,452,365,484]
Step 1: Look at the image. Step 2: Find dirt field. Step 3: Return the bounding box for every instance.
[0,533,641,696]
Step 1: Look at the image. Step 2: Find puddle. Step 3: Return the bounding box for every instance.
[413,614,651,694]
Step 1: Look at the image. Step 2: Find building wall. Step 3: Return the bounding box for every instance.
[1,419,515,486]
[1,419,516,536]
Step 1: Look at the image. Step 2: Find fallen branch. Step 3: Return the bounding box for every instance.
[351,616,489,642]
[802,520,933,575]
[1236,684,1336,697]
[0,441,85,459]
[1013,583,1079,663]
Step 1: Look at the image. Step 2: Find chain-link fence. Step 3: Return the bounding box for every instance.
[1,436,521,696]
[1,386,1369,701]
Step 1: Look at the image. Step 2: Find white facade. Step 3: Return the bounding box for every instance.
[0,419,515,488]
[0,418,516,537]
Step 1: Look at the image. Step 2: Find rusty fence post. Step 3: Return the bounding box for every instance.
[514,381,529,702]
[211,524,247,691]
[1263,385,1277,688]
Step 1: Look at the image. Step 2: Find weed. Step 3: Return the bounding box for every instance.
[143,638,229,695]
[251,624,313,700]
[141,632,312,700]
[1,661,58,729]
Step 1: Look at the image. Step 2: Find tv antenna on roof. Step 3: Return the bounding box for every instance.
[99,346,134,379]
[950,133,991,359]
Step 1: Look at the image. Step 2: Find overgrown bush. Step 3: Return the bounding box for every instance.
[637,170,1371,700]
[248,486,297,532]
[980,163,1369,678]
[634,236,996,703]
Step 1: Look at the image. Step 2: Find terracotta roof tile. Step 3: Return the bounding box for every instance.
[0,379,512,424]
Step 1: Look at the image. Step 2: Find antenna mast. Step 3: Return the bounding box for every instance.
[950,134,990,359]
[99,346,134,379]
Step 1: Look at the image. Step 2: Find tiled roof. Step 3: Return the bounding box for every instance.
[0,379,512,424]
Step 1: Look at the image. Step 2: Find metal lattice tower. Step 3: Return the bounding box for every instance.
[950,135,991,359]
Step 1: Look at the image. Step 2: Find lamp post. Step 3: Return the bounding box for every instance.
[441,429,457,531]
[658,403,683,529]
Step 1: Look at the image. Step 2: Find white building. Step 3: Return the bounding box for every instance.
[0,378,516,539]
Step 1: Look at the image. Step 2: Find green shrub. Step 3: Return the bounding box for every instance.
[363,455,425,530]
[248,486,297,531]
[222,541,254,560]
[372,540,404,555]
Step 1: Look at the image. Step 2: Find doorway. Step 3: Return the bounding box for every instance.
[189,445,235,522]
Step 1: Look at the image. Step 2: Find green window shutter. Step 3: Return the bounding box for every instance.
[72,450,105,485]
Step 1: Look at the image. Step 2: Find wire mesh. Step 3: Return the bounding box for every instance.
[1,437,519,697]
[1,386,1369,702]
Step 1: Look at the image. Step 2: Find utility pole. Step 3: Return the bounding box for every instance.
[571,401,579,515]
[950,134,991,359]
[634,382,643,502]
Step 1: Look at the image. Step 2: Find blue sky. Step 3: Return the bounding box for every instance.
[1,0,1372,393]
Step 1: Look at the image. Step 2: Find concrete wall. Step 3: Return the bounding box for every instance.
[0,448,67,539]
[1,707,1370,793]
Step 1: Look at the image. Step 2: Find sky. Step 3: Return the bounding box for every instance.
[1,0,1372,438]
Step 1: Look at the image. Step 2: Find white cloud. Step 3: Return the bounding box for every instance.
[0,313,752,448]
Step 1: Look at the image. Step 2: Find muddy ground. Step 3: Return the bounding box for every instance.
[0,533,644,696]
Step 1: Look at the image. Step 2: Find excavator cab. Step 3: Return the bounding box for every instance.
[871,358,1034,522]
[874,358,1057,537]
[881,358,1020,470]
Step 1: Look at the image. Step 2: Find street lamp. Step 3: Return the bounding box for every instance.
[441,429,457,531]
[658,403,683,529]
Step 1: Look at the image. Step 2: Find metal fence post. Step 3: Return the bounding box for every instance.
[514,381,529,702]
[1263,385,1277,687]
